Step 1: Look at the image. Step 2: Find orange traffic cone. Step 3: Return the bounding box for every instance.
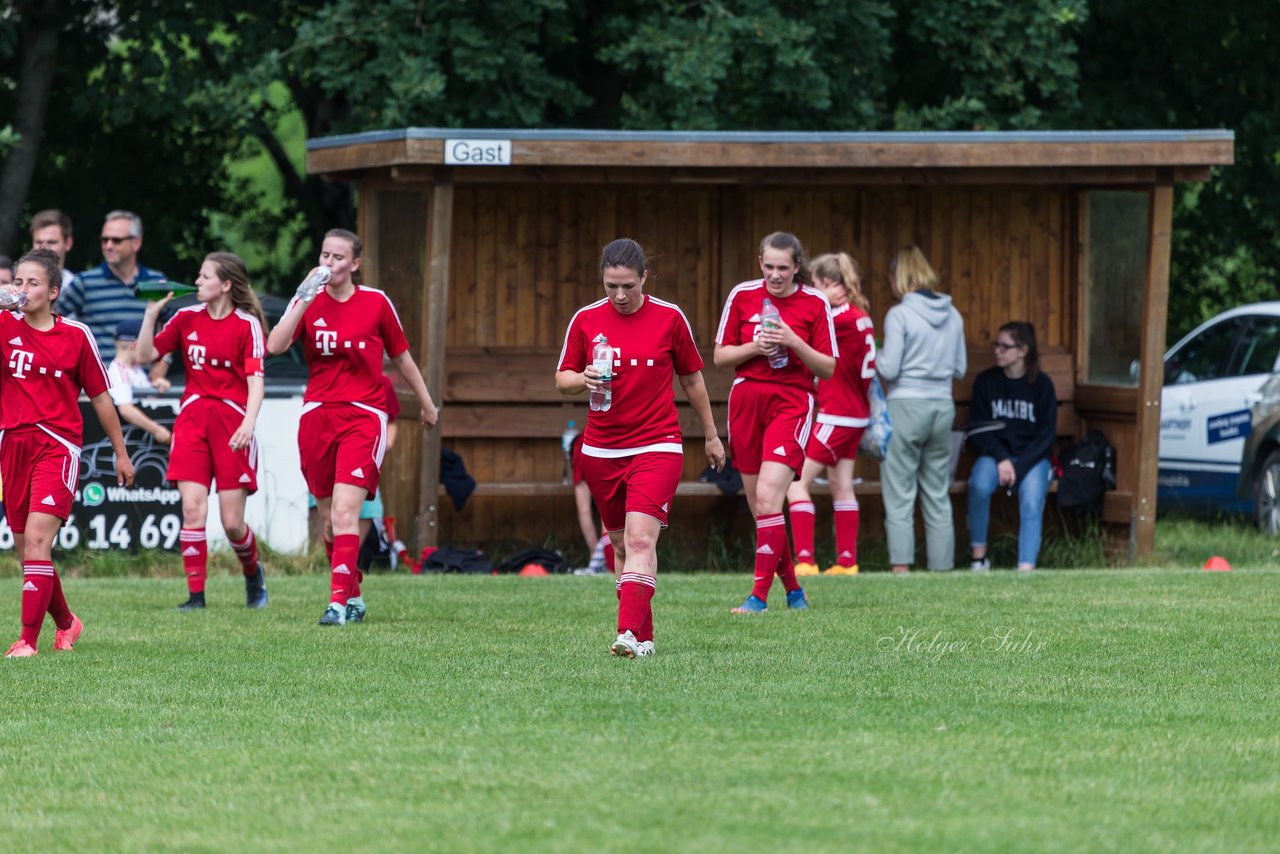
[1202,556,1232,572]
[518,563,549,577]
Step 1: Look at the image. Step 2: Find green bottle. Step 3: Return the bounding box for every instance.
[135,280,198,301]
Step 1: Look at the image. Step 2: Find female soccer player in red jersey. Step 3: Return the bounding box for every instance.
[137,252,270,610]
[266,229,438,626]
[714,232,837,614]
[556,238,725,658]
[784,253,876,577]
[1,248,135,658]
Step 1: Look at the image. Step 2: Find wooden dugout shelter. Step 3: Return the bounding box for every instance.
[305,128,1233,561]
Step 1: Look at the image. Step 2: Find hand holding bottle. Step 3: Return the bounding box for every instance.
[0,285,26,310]
[758,298,791,369]
[142,291,174,319]
[296,266,331,303]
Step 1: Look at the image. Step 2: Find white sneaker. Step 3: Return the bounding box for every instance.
[610,630,639,658]
[637,640,655,657]
[970,556,991,571]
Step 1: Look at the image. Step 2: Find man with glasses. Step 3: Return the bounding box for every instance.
[60,210,167,360]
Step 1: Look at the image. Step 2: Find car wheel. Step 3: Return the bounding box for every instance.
[1254,448,1280,535]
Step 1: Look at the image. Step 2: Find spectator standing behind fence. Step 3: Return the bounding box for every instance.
[785,252,876,577]
[106,319,172,445]
[966,322,1056,572]
[29,209,77,290]
[556,238,724,658]
[715,232,837,613]
[60,210,167,361]
[877,245,966,573]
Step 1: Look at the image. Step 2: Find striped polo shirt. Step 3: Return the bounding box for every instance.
[61,262,167,360]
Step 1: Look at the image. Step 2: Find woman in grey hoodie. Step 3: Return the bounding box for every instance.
[877,246,966,572]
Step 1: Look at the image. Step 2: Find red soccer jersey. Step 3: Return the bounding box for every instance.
[557,296,704,456]
[153,304,265,409]
[817,304,877,424]
[0,312,109,449]
[288,286,410,413]
[714,280,837,392]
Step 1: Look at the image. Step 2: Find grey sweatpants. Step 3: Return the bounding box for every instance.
[882,398,955,570]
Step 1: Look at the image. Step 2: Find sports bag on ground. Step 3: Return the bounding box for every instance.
[494,548,572,575]
[1056,429,1117,515]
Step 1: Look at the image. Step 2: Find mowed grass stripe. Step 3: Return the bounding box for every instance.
[1,571,1277,851]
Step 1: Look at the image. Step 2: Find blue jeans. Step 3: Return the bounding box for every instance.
[967,456,1052,567]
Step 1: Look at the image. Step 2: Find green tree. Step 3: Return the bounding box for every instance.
[1074,0,1280,337]
[886,0,1088,130]
[597,0,893,130]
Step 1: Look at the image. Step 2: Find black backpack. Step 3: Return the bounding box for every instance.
[494,548,572,575]
[1056,430,1117,515]
[422,546,493,574]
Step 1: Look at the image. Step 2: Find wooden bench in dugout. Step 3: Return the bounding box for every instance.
[427,344,1127,523]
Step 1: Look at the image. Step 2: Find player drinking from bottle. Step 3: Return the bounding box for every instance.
[2,248,135,658]
[136,252,270,610]
[556,238,725,657]
[267,229,438,626]
[714,232,836,613]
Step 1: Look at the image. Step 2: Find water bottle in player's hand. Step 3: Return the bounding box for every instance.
[0,285,27,310]
[590,335,613,412]
[760,298,789,369]
[296,266,331,303]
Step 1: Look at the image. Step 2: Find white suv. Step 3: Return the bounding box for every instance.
[1158,302,1280,519]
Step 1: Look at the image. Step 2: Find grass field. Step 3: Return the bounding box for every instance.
[1,567,1277,851]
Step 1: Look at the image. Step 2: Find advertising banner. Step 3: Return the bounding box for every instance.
[0,396,309,555]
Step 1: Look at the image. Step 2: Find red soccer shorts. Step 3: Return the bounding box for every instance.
[166,398,259,493]
[0,426,78,532]
[298,402,387,499]
[805,420,867,467]
[726,379,813,475]
[579,450,683,533]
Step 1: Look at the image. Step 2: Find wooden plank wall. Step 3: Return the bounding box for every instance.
[378,183,1084,555]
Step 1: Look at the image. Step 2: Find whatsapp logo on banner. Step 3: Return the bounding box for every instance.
[83,483,106,507]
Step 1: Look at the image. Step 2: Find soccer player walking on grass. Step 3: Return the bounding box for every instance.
[556,238,725,658]
[136,253,270,610]
[267,229,438,626]
[785,253,876,577]
[1,248,135,658]
[714,232,836,614]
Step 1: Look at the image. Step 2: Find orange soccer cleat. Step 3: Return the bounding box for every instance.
[52,614,84,651]
[6,640,37,658]
[823,563,860,576]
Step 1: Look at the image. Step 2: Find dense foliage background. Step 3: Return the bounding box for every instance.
[1,0,1275,337]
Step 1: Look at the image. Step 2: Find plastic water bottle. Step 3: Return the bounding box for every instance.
[590,334,613,412]
[305,266,332,289]
[0,285,27,310]
[760,298,788,369]
[560,420,578,484]
[297,266,332,302]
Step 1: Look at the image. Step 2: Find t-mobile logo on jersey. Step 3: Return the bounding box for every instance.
[315,329,338,356]
[187,344,207,371]
[8,349,34,378]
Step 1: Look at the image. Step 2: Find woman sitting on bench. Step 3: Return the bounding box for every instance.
[966,321,1057,572]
